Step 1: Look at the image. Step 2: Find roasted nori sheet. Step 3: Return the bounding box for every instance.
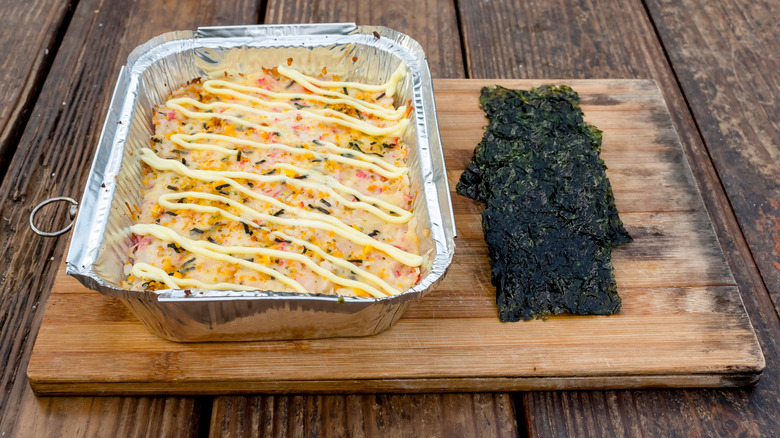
[456,85,631,321]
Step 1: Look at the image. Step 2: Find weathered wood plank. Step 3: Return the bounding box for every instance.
[646,0,780,325]
[458,0,780,436]
[0,0,72,178]
[265,0,465,79]
[26,80,761,398]
[0,0,260,436]
[9,394,203,437]
[209,2,482,436]
[210,394,518,437]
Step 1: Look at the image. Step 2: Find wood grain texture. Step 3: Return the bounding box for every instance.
[457,0,780,436]
[265,0,465,79]
[0,0,260,436]
[0,0,71,176]
[645,0,780,330]
[258,2,486,436]
[10,394,203,438]
[209,394,517,438]
[27,80,762,396]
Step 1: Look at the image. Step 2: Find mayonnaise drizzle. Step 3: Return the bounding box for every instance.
[143,148,411,223]
[170,133,407,179]
[271,162,411,222]
[132,224,392,298]
[132,224,308,293]
[204,79,404,119]
[167,98,408,137]
[270,231,401,296]
[165,98,274,132]
[277,63,407,98]
[200,81,407,132]
[153,188,422,268]
[133,64,420,295]
[312,139,405,176]
[131,263,259,291]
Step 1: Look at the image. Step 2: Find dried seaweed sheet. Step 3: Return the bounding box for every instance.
[456,85,631,321]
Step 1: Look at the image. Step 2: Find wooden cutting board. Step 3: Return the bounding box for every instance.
[27,79,764,395]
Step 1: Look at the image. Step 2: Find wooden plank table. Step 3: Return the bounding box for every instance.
[0,0,70,171]
[1,0,778,436]
[26,79,763,394]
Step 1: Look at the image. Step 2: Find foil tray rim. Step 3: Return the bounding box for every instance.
[65,23,456,337]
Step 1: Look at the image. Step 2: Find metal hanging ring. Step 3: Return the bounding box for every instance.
[29,197,79,237]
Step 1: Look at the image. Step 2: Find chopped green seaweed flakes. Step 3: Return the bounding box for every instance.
[456,85,632,321]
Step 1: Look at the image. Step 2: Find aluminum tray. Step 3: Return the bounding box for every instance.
[66,24,456,342]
